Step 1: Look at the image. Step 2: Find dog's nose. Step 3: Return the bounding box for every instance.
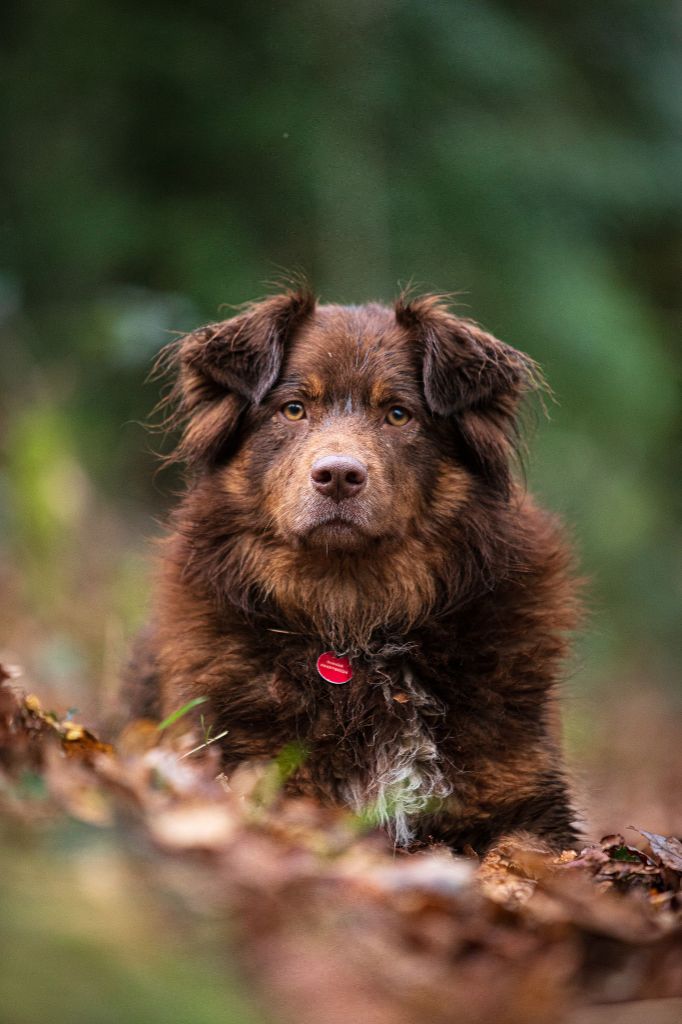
[310,455,368,501]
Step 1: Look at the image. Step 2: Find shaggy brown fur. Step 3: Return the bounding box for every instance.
[126,287,581,852]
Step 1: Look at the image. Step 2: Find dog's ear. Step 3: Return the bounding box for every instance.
[166,289,315,467]
[396,295,540,493]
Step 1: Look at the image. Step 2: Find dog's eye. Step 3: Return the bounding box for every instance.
[281,401,306,422]
[385,406,411,427]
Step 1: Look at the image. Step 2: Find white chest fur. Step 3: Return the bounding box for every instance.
[341,667,453,847]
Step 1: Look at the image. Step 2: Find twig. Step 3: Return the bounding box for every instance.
[180,730,229,759]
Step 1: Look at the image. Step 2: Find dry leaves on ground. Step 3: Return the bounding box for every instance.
[1,671,681,1024]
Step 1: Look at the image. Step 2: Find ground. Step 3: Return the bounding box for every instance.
[1,667,681,1024]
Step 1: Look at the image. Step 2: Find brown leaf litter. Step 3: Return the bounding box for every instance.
[1,671,681,1024]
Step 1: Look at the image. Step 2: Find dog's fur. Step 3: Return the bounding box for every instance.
[126,287,580,852]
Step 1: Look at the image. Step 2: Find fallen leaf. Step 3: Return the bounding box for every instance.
[62,725,114,759]
[149,802,236,851]
[633,828,682,874]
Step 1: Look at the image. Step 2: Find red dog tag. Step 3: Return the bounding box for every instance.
[316,652,353,685]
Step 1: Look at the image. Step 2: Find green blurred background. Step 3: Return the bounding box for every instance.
[1,0,680,723]
[0,4,680,1021]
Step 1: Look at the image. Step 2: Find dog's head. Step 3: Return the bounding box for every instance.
[164,288,540,636]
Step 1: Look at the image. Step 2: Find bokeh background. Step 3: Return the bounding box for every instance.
[0,2,680,1019]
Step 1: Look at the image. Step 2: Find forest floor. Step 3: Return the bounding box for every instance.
[1,665,681,1024]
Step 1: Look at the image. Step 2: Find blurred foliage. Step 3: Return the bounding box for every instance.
[0,0,680,699]
[0,827,262,1024]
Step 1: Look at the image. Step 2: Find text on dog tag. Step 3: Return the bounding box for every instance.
[316,652,353,684]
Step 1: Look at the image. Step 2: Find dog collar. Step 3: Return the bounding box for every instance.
[316,652,353,685]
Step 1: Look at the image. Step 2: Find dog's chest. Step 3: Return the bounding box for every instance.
[284,655,454,846]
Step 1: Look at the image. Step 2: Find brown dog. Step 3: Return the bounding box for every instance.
[127,287,580,852]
